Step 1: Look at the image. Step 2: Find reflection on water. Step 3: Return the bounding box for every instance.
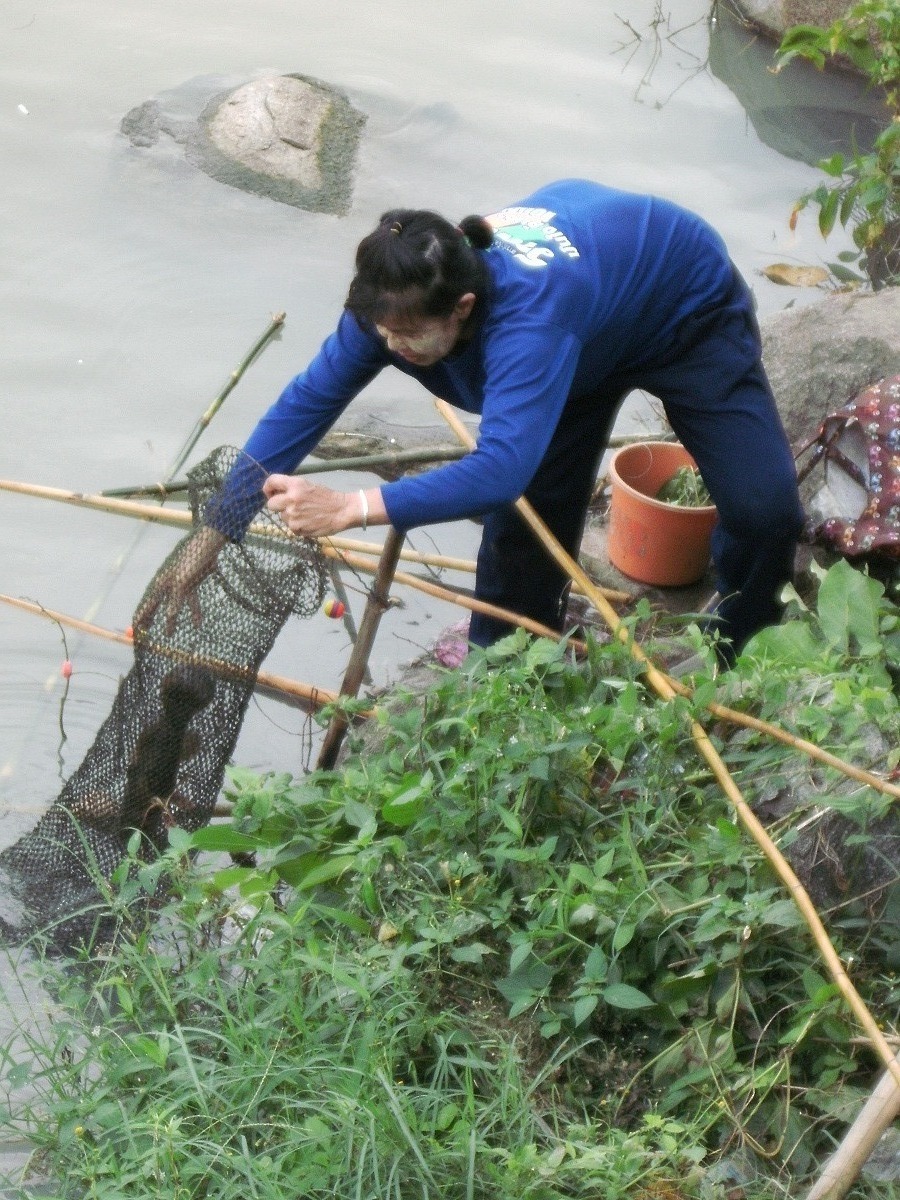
[0,0,843,827]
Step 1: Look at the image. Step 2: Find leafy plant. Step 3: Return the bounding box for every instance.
[776,1,900,289]
[655,466,712,507]
[3,563,900,1196]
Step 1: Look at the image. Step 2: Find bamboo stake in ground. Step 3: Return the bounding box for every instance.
[435,397,900,1097]
[316,527,407,770]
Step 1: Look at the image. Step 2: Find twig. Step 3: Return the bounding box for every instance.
[165,311,286,483]
[326,560,370,687]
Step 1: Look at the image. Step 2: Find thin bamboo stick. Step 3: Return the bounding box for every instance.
[107,431,670,501]
[330,536,631,601]
[326,560,369,687]
[665,676,900,800]
[0,478,633,602]
[435,397,900,1092]
[0,593,341,712]
[104,444,466,499]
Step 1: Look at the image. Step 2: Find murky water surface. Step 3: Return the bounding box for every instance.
[0,0,849,831]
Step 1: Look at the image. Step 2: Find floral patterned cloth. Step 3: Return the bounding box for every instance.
[796,375,900,559]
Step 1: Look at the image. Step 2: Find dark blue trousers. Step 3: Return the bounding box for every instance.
[468,270,804,654]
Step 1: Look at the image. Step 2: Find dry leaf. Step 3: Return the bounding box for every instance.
[762,263,829,287]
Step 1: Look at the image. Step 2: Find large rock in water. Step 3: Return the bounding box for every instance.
[733,0,860,40]
[121,73,365,215]
[709,3,890,166]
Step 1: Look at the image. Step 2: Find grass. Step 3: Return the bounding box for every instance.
[1,560,900,1198]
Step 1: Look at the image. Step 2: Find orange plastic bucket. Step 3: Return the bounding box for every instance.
[607,442,717,586]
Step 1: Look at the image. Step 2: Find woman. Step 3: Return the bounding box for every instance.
[160,179,803,656]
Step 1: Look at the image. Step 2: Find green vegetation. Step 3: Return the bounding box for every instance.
[777,1,900,289]
[655,466,712,508]
[3,560,900,1197]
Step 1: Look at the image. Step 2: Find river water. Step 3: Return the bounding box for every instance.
[0,0,856,841]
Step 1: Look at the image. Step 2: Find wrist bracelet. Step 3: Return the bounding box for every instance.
[358,489,369,532]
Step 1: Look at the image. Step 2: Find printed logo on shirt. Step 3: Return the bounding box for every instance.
[485,206,581,268]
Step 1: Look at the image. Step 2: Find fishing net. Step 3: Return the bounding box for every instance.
[0,446,327,951]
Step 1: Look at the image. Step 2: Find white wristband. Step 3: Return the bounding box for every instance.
[358,489,369,532]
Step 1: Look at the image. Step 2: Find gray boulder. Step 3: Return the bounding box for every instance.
[710,3,889,165]
[121,73,365,215]
[761,288,900,448]
[733,0,859,41]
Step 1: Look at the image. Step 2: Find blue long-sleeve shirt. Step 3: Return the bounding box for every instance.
[238,179,734,532]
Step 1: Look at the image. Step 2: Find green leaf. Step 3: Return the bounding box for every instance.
[294,854,357,891]
[4,1061,31,1088]
[612,922,636,952]
[819,153,847,177]
[759,898,804,928]
[381,777,427,827]
[817,559,884,656]
[742,620,823,665]
[573,994,599,1027]
[828,262,866,283]
[188,827,261,853]
[582,945,608,983]
[603,983,656,1010]
[343,798,377,832]
[818,187,841,237]
[449,943,492,964]
[528,755,550,781]
[497,806,524,840]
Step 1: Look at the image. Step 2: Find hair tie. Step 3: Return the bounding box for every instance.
[389,220,403,235]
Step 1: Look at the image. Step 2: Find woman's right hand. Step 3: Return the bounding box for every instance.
[133,526,228,636]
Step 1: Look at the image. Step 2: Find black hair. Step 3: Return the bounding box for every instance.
[345,209,494,325]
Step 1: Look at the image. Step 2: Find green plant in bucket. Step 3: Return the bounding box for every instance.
[655,465,711,507]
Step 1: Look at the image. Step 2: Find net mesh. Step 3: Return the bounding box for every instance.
[0,447,327,950]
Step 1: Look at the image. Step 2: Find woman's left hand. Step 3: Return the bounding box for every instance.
[263,475,362,537]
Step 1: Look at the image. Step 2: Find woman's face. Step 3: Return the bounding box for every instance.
[375,293,476,366]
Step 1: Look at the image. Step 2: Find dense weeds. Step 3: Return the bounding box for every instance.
[2,559,900,1198]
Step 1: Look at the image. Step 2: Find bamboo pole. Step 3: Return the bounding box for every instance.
[806,1054,900,1200]
[106,429,670,501]
[435,397,900,1092]
[664,676,900,800]
[4,475,900,800]
[317,527,407,770]
[329,537,631,601]
[0,593,342,713]
[103,444,466,499]
[0,478,633,602]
